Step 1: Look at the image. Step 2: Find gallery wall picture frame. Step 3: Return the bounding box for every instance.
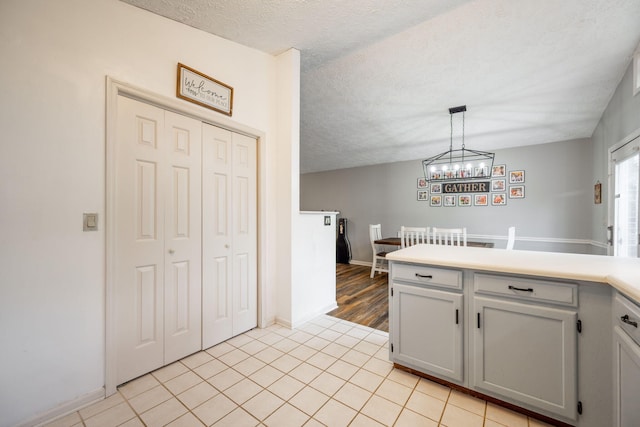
[430,183,442,194]
[509,185,525,199]
[474,194,488,206]
[492,193,507,206]
[430,195,442,206]
[176,63,234,116]
[491,179,506,192]
[417,190,428,201]
[458,194,472,207]
[509,170,525,184]
[417,177,428,189]
[444,195,456,207]
[594,182,602,204]
[492,164,506,177]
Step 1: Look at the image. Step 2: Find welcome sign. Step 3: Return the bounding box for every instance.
[176,63,233,116]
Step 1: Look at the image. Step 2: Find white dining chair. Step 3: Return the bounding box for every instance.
[432,227,467,246]
[506,226,516,250]
[369,224,389,278]
[400,226,430,248]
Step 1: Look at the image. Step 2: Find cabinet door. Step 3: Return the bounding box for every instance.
[472,297,577,420]
[391,283,463,381]
[613,326,640,427]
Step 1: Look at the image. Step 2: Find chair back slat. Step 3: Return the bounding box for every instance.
[506,226,516,250]
[400,226,430,248]
[432,227,467,246]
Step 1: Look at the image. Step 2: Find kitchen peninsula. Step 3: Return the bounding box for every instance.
[387,245,640,427]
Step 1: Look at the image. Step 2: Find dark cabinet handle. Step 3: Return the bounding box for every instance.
[508,285,533,292]
[621,314,638,328]
[477,313,481,329]
[415,273,433,279]
[455,309,459,325]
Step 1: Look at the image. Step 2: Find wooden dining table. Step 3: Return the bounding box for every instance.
[374,237,494,248]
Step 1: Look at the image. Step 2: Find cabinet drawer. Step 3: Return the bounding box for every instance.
[614,292,640,346]
[392,263,462,290]
[474,273,577,306]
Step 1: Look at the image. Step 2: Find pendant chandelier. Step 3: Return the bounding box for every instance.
[422,105,494,182]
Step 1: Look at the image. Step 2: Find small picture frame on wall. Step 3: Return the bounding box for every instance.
[509,170,525,184]
[491,179,506,192]
[444,195,456,207]
[492,193,507,206]
[430,195,442,207]
[458,194,472,206]
[474,194,488,206]
[417,190,428,201]
[509,185,525,199]
[594,182,602,204]
[417,177,428,189]
[430,183,442,194]
[492,164,506,177]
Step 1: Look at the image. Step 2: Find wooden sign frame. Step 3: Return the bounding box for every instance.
[176,63,233,116]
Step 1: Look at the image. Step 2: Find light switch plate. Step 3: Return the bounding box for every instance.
[83,213,98,231]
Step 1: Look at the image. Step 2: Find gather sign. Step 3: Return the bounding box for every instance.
[442,181,490,194]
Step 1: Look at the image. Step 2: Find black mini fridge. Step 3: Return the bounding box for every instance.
[336,218,351,264]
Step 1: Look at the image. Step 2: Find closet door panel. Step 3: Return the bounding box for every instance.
[115,96,165,385]
[164,111,202,363]
[232,133,257,335]
[202,124,233,348]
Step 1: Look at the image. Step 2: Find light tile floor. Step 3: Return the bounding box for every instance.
[44,315,554,427]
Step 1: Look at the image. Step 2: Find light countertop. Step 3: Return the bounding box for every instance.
[387,245,640,302]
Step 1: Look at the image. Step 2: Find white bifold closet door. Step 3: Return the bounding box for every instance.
[202,123,257,348]
[115,96,202,385]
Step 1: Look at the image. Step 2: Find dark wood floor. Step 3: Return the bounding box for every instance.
[328,263,389,332]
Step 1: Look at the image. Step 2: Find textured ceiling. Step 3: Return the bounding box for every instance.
[121,0,640,173]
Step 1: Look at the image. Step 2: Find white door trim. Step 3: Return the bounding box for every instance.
[607,127,640,256]
[105,77,267,395]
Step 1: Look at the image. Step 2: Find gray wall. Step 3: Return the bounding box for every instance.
[301,138,594,263]
[591,57,640,248]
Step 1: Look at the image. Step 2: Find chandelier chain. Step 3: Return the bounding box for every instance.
[462,112,465,150]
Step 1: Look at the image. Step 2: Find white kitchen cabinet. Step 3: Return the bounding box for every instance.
[472,273,578,421]
[472,296,577,420]
[386,245,619,427]
[613,292,640,427]
[391,283,463,381]
[390,263,463,382]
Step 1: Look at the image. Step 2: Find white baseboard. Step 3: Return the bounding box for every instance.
[348,260,370,267]
[290,302,338,329]
[25,387,104,427]
[273,316,292,329]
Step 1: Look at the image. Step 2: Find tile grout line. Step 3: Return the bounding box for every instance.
[59,314,547,427]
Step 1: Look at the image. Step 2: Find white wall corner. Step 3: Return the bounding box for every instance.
[274,48,302,326]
